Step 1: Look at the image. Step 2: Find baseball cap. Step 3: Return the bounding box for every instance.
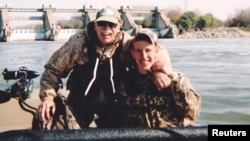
[96,7,121,24]
[133,29,158,45]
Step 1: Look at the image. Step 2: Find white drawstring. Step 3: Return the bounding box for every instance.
[109,58,116,93]
[84,58,99,96]
[84,58,116,95]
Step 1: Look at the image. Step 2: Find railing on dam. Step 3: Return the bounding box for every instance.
[0,4,178,42]
[10,29,84,41]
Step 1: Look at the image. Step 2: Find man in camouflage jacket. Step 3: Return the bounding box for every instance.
[122,29,201,128]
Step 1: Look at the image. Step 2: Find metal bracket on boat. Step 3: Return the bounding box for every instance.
[0,66,40,115]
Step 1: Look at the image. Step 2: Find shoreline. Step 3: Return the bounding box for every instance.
[4,27,250,42]
[177,27,250,39]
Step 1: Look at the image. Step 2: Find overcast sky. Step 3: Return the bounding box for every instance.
[1,0,250,20]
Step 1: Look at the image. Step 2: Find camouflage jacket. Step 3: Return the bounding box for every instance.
[122,68,201,128]
[39,28,132,101]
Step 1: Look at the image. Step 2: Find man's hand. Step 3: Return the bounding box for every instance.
[153,71,172,90]
[36,99,56,123]
[151,60,173,90]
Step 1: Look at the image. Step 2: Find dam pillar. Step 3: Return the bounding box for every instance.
[0,5,12,42]
[120,6,141,35]
[43,5,59,41]
[153,7,178,38]
[82,5,96,29]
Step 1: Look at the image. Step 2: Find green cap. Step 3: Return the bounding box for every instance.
[96,7,121,24]
[134,29,158,45]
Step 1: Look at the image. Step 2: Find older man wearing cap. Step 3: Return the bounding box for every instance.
[34,7,172,129]
[122,29,201,128]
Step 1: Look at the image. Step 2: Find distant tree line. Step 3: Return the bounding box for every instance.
[33,20,83,29]
[57,20,83,29]
[173,8,250,31]
[224,8,250,30]
[135,8,250,32]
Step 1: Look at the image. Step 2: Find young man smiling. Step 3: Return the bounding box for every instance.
[122,29,201,128]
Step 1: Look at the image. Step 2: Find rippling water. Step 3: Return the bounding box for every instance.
[0,37,250,126]
[161,37,250,125]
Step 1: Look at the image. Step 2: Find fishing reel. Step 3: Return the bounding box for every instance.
[1,66,40,102]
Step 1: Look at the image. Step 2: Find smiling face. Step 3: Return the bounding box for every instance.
[94,21,122,46]
[131,40,157,74]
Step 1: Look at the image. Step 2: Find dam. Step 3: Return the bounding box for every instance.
[0,4,178,42]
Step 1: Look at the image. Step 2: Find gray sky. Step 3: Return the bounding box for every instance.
[1,0,250,20]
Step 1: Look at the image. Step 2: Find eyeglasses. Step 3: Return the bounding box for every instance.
[96,21,118,28]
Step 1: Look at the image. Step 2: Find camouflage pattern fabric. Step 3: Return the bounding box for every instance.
[39,28,132,100]
[122,69,201,128]
[32,94,82,130]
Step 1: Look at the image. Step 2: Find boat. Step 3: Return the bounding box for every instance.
[0,66,208,141]
[0,126,207,141]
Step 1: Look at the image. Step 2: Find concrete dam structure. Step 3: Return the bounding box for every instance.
[0,4,178,42]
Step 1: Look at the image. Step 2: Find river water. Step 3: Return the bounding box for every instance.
[0,37,250,126]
